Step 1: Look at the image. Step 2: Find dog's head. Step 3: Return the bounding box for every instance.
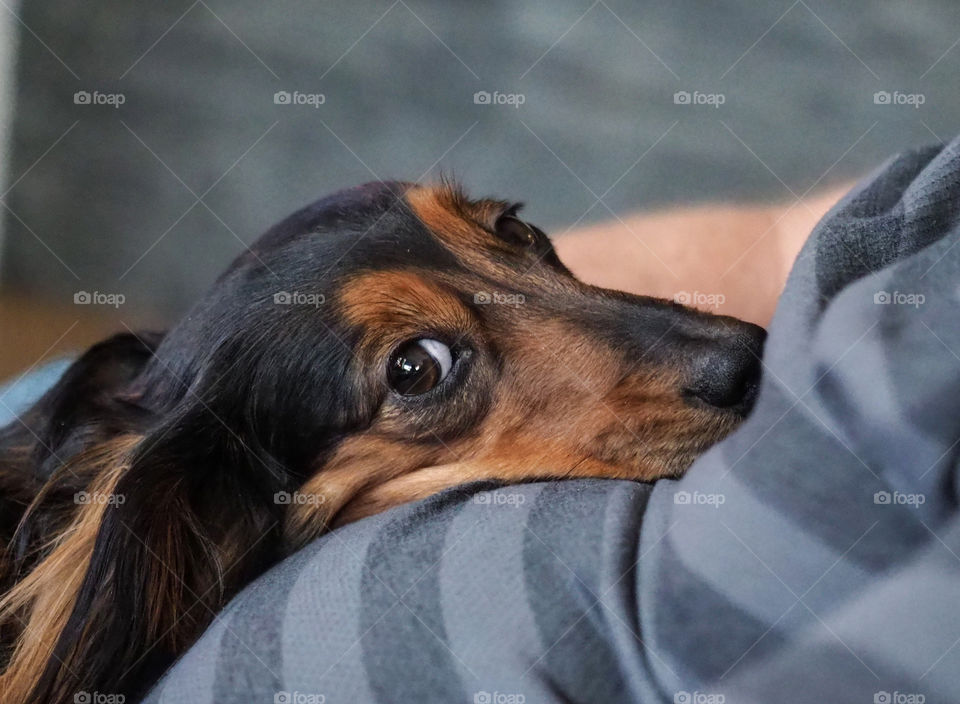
[0,181,765,704]
[130,180,764,534]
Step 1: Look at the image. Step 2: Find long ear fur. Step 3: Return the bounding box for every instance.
[0,332,162,584]
[1,402,290,704]
[0,435,139,702]
[0,333,162,675]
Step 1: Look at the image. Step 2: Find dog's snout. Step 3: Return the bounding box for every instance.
[685,323,766,413]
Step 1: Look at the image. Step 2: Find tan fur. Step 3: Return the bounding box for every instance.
[339,270,478,359]
[0,435,140,704]
[405,183,545,281]
[405,181,507,247]
[284,435,444,546]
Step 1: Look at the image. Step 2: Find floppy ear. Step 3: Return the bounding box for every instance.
[0,331,162,576]
[0,332,162,692]
[1,383,292,704]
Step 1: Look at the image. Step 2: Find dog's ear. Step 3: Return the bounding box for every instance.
[1,328,347,703]
[0,331,165,698]
[1,373,291,704]
[0,331,162,568]
[0,330,162,471]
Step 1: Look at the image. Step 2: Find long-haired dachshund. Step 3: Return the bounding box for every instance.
[0,180,765,703]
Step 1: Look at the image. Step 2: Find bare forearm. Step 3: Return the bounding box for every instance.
[555,184,852,326]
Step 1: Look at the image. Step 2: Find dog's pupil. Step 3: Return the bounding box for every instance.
[388,342,440,395]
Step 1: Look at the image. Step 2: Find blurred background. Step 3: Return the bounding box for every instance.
[0,0,958,381]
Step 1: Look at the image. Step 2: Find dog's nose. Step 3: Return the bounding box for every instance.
[685,323,766,413]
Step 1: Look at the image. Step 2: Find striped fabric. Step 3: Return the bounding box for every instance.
[142,140,960,704]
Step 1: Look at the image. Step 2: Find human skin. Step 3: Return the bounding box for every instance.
[554,184,854,327]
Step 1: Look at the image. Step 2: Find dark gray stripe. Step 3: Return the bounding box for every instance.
[359,482,493,703]
[522,481,643,703]
[210,553,303,702]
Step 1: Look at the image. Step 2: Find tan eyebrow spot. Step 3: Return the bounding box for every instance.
[338,269,476,359]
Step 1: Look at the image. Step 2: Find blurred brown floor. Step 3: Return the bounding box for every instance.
[0,294,164,382]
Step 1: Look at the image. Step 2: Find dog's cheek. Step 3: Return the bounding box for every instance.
[282,435,449,547]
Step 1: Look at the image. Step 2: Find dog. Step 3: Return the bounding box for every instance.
[0,180,765,703]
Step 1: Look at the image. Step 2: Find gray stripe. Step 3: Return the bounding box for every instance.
[276,524,381,703]
[211,555,299,702]
[639,484,786,687]
[439,483,555,703]
[359,484,486,702]
[522,481,636,702]
[141,600,238,703]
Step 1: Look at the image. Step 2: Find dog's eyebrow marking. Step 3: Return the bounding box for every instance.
[338,270,476,357]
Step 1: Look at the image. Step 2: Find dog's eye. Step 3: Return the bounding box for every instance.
[387,338,453,395]
[494,214,537,249]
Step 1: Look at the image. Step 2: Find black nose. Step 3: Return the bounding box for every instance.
[685,323,766,413]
